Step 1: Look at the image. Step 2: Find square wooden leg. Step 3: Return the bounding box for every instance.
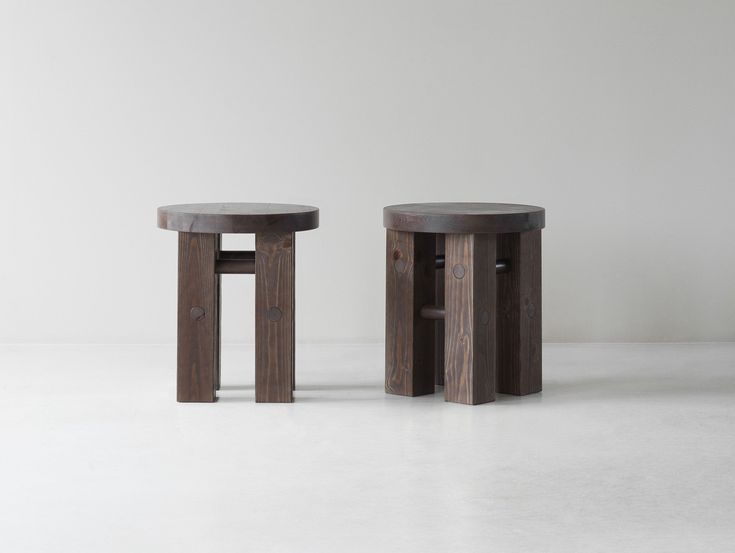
[497,230,542,395]
[292,237,296,392]
[435,234,445,386]
[177,232,220,402]
[255,231,295,403]
[214,234,222,391]
[385,229,436,396]
[444,233,496,405]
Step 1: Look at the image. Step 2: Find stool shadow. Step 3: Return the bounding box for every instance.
[296,383,378,392]
[542,374,735,400]
[217,396,255,403]
[218,383,377,392]
[216,383,382,403]
[216,375,735,403]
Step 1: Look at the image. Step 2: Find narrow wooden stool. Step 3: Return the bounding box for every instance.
[383,203,545,405]
[157,203,319,403]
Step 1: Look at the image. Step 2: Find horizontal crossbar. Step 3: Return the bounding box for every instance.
[216,250,255,274]
[436,255,510,273]
[420,305,445,320]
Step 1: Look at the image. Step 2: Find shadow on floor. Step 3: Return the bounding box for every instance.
[543,373,735,400]
[215,382,383,403]
[215,374,735,403]
[295,383,378,392]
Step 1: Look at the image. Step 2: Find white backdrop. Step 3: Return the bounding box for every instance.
[1,1,734,343]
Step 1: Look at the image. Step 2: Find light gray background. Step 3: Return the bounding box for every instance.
[1,0,734,344]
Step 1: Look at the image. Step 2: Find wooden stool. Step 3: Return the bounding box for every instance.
[383,203,545,405]
[157,203,319,403]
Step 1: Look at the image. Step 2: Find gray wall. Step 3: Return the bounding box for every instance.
[1,1,734,343]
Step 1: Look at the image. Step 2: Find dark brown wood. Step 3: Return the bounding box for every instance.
[218,250,255,260]
[160,203,318,404]
[444,233,496,405]
[216,260,255,274]
[420,305,445,320]
[255,231,295,403]
[291,238,296,392]
[177,232,219,402]
[497,230,542,395]
[385,230,436,396]
[438,254,509,273]
[158,203,319,234]
[384,203,544,234]
[216,250,256,274]
[214,234,222,391]
[435,235,445,386]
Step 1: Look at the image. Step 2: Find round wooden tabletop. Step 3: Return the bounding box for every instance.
[157,203,319,233]
[383,202,545,234]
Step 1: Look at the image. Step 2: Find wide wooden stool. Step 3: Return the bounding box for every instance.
[157,203,319,403]
[383,203,545,405]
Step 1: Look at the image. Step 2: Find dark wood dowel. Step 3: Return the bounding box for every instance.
[216,259,255,274]
[219,250,255,261]
[436,254,509,273]
[420,305,445,320]
[215,251,256,274]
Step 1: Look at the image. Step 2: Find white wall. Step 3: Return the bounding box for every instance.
[1,0,734,343]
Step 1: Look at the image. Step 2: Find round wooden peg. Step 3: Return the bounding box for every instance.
[190,306,206,321]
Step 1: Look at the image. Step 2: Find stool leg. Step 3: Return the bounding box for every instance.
[292,237,296,392]
[385,229,436,396]
[444,233,496,405]
[435,234,445,386]
[214,234,222,391]
[255,231,295,403]
[497,230,542,395]
[177,232,219,402]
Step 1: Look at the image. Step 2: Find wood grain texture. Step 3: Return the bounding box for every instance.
[214,234,222,391]
[435,234,445,386]
[158,203,319,233]
[177,232,219,402]
[255,231,295,403]
[384,203,544,234]
[497,230,542,395]
[385,230,436,396]
[291,237,296,392]
[444,233,496,405]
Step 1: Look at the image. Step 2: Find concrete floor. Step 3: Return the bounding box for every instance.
[0,343,733,552]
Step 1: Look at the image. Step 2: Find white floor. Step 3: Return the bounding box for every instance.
[0,344,733,553]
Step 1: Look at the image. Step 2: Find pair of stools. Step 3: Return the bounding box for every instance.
[158,202,545,405]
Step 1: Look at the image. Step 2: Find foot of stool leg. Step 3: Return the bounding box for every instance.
[497,230,542,395]
[444,233,496,405]
[255,231,295,403]
[385,230,436,396]
[177,232,219,402]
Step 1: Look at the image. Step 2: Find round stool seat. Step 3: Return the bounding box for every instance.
[157,203,319,233]
[383,202,545,234]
